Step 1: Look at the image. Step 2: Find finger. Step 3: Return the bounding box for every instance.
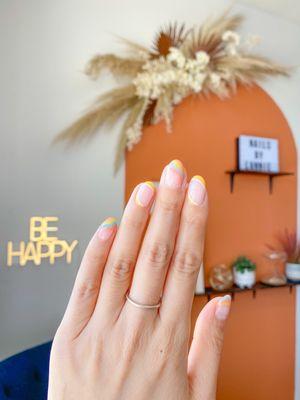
[92,182,156,322]
[58,217,117,338]
[188,296,231,400]
[127,160,187,310]
[161,176,208,321]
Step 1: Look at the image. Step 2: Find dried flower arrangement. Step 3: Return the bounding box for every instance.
[267,230,300,264]
[55,10,289,172]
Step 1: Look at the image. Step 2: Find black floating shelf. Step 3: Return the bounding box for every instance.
[196,282,298,301]
[225,170,294,194]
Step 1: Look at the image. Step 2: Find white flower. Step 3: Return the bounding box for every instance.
[222,30,240,45]
[226,44,238,56]
[209,73,221,88]
[133,45,210,100]
[167,47,186,69]
[195,51,210,67]
[173,93,184,104]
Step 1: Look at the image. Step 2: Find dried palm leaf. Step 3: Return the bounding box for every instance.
[143,100,156,126]
[55,85,137,144]
[85,54,144,79]
[152,23,189,56]
[185,13,243,58]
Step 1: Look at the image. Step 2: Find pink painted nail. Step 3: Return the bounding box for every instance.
[188,175,206,205]
[136,181,155,207]
[161,160,186,189]
[98,217,117,241]
[215,295,231,321]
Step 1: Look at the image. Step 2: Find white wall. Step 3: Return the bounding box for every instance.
[0,0,299,394]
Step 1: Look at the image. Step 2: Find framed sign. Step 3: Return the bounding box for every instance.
[237,135,279,173]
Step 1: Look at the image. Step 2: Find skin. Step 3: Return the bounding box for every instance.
[48,160,231,400]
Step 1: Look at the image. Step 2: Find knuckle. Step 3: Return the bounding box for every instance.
[159,197,180,213]
[147,242,171,269]
[209,330,224,356]
[110,257,133,283]
[123,214,144,231]
[75,279,100,301]
[84,251,103,267]
[173,250,201,278]
[184,211,206,227]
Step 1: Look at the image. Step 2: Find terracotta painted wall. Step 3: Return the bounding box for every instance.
[125,85,297,400]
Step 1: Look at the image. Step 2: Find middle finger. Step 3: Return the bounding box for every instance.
[127,160,187,309]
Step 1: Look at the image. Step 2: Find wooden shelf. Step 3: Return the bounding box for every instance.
[225,170,294,194]
[196,282,299,301]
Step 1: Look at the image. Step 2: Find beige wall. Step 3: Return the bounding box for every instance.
[0,0,299,396]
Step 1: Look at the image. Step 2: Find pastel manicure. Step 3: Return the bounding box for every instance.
[98,217,117,241]
[215,295,231,321]
[188,175,206,205]
[162,159,186,189]
[136,181,155,207]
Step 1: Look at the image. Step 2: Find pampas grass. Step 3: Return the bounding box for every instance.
[216,54,289,84]
[55,85,137,144]
[85,54,144,79]
[114,98,147,172]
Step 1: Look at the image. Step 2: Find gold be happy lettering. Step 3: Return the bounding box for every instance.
[7,217,78,266]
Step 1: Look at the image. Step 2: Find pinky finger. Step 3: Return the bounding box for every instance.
[57,217,117,339]
[188,296,231,399]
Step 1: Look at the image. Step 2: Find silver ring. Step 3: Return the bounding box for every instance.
[126,293,161,309]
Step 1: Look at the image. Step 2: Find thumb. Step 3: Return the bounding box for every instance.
[188,295,231,400]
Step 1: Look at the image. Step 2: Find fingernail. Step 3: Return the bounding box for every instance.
[188,175,206,205]
[161,159,186,189]
[136,181,155,207]
[215,295,231,321]
[98,217,117,241]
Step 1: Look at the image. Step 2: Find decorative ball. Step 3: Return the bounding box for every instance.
[209,264,233,291]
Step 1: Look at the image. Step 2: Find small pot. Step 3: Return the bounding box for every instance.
[286,262,300,282]
[233,267,256,289]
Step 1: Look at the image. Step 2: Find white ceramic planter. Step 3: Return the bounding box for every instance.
[233,268,256,289]
[286,263,300,282]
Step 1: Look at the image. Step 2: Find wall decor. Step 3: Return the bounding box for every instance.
[55,10,289,172]
[238,135,279,173]
[268,230,300,282]
[5,217,78,267]
[261,250,286,286]
[209,264,233,291]
[232,256,256,289]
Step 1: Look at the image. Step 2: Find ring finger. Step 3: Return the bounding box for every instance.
[91,181,156,324]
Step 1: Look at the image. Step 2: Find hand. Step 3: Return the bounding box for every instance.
[48,160,231,400]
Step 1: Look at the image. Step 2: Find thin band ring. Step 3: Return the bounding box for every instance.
[126,293,161,310]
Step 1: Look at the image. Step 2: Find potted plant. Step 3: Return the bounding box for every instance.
[276,230,300,282]
[232,256,256,289]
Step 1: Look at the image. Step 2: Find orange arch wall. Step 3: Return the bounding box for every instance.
[125,85,297,400]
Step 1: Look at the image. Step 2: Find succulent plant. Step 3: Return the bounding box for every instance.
[232,256,256,273]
